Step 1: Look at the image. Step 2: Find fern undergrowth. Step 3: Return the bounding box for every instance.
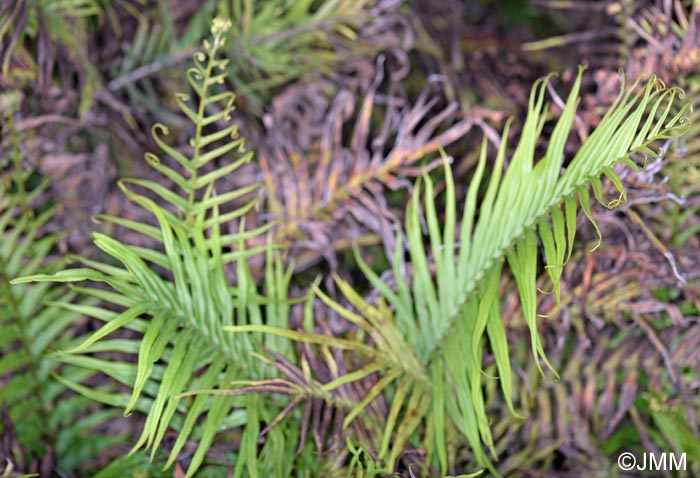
[9,16,690,478]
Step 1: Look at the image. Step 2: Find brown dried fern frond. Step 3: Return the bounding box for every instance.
[255,56,481,271]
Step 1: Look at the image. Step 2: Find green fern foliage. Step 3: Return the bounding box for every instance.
[227,69,689,475]
[0,112,123,477]
[10,18,300,477]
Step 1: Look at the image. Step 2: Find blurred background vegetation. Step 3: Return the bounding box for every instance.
[2,1,700,477]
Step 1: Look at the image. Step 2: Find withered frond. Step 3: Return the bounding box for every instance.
[255,55,479,270]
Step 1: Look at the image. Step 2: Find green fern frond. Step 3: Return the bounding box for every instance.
[10,18,292,477]
[229,68,689,475]
[394,69,686,474]
[392,69,686,473]
[0,118,118,476]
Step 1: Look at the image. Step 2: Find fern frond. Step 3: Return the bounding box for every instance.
[406,69,686,472]
[10,18,293,477]
[0,119,117,476]
[403,69,686,473]
[259,58,475,270]
[230,68,689,474]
